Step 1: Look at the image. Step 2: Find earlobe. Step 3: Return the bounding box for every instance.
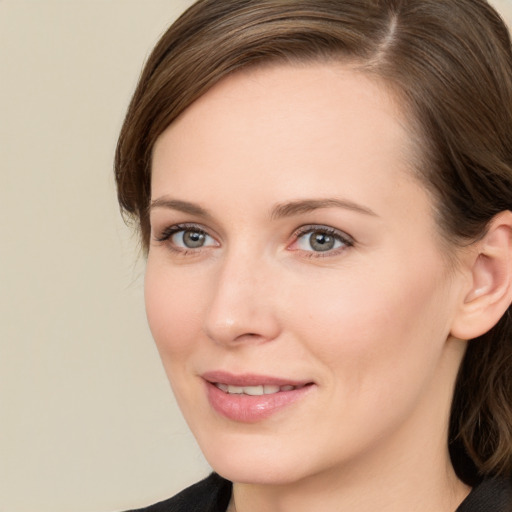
[450,211,512,341]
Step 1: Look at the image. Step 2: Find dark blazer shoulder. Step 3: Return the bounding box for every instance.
[125,473,512,512]
[125,473,232,512]
[456,476,512,512]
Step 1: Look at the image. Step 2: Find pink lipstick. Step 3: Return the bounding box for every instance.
[202,371,315,423]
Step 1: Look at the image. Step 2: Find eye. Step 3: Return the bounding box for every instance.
[155,224,218,252]
[290,226,353,255]
[172,229,215,249]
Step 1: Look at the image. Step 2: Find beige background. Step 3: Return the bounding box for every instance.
[1,1,511,511]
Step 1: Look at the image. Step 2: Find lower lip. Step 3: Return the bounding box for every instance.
[205,381,314,423]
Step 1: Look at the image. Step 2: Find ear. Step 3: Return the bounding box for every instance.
[450,211,512,341]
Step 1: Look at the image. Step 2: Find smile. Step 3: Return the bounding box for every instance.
[203,372,315,422]
[214,383,306,395]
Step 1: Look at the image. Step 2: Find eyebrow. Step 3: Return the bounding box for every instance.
[149,197,212,218]
[149,196,377,219]
[270,198,378,220]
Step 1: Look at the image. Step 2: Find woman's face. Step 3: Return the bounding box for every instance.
[146,63,467,484]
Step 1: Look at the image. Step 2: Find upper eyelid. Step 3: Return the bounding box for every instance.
[154,222,218,241]
[292,224,354,242]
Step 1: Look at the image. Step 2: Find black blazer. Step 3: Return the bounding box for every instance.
[126,472,512,512]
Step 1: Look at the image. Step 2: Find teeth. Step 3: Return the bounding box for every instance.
[215,383,298,395]
[243,385,264,396]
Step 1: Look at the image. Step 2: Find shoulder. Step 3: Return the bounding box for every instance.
[124,473,232,512]
[456,476,512,512]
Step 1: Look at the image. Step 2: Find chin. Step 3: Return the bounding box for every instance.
[212,458,307,486]
[194,427,322,486]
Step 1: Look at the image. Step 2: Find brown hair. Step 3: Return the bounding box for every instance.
[115,0,512,484]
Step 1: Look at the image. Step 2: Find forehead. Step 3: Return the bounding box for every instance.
[151,62,423,215]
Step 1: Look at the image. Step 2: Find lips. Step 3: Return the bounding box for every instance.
[202,371,315,422]
[214,383,302,395]
[202,370,311,388]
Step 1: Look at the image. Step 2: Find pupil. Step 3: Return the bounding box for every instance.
[310,232,334,252]
[184,231,205,248]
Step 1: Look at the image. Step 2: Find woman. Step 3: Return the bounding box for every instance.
[115,1,512,511]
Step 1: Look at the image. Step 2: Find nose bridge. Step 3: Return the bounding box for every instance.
[204,245,280,346]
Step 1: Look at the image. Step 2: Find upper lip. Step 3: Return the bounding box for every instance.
[202,370,312,387]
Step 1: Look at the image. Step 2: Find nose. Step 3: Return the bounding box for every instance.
[203,251,281,347]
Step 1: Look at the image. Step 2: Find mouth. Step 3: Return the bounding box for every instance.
[213,383,310,395]
[202,371,315,422]
[202,370,313,392]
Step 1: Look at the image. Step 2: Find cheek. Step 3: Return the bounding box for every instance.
[286,255,453,385]
[144,261,204,360]
[281,259,456,458]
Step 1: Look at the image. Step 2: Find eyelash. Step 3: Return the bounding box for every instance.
[291,225,354,258]
[156,223,205,241]
[154,223,354,258]
[155,223,214,255]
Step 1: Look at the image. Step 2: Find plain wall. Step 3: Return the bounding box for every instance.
[1,2,208,512]
[1,1,511,511]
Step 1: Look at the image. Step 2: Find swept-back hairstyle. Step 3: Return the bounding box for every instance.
[115,0,512,484]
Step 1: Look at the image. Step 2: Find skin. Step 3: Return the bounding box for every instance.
[146,63,472,512]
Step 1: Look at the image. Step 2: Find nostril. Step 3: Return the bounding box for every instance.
[233,332,264,342]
